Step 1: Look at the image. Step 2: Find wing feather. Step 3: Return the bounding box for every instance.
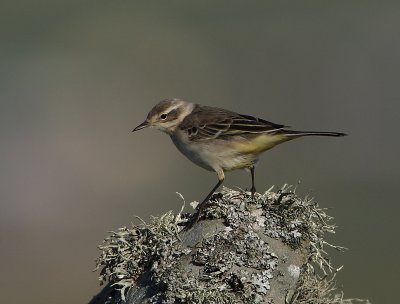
[179,105,287,141]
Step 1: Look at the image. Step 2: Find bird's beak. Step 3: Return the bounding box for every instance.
[132,121,149,132]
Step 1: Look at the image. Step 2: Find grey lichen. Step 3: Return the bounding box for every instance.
[93,185,369,304]
[189,226,278,303]
[289,270,371,304]
[95,209,190,301]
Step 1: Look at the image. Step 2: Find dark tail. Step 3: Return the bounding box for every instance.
[283,130,347,138]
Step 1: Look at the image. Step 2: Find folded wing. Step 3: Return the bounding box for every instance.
[179,105,287,141]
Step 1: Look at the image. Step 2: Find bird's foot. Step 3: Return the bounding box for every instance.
[191,199,209,225]
[251,186,256,201]
[182,210,201,231]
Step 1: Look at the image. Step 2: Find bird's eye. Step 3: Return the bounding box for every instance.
[160,113,167,120]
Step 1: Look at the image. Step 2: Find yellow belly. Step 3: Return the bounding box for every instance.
[221,133,288,171]
[232,133,287,155]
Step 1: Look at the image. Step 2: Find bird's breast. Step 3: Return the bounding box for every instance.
[170,133,215,171]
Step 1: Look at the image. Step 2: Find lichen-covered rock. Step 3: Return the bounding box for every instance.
[90,186,369,304]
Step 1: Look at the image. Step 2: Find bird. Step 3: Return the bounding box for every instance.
[133,98,346,219]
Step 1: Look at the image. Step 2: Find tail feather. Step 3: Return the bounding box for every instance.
[283,130,347,137]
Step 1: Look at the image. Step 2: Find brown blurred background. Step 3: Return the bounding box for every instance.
[0,1,398,303]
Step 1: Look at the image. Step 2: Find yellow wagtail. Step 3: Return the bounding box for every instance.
[133,98,346,218]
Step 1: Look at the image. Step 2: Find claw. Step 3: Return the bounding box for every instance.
[251,186,256,200]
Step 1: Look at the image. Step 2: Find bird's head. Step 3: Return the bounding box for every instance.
[133,98,194,135]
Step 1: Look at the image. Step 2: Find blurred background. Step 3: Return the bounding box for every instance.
[1,1,398,303]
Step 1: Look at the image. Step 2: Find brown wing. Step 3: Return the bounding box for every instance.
[179,105,287,141]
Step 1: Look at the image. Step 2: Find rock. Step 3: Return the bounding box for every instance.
[90,186,368,304]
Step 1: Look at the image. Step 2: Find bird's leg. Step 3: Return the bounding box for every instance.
[194,170,225,222]
[250,166,256,200]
